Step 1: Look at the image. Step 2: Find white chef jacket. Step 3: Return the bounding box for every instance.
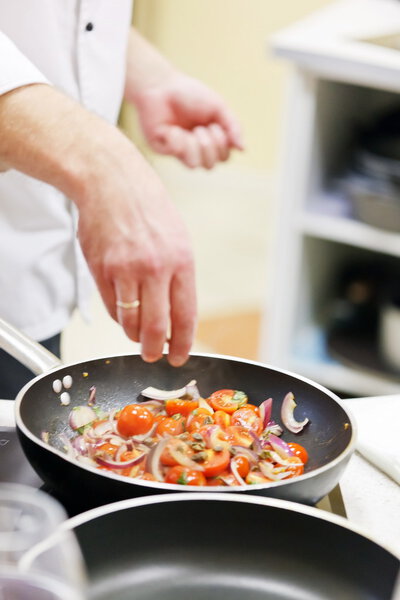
[0,0,133,340]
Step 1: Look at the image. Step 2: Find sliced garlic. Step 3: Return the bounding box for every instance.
[52,379,62,394]
[62,375,73,389]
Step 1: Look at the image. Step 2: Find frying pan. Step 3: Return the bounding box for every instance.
[0,318,356,513]
[26,493,400,600]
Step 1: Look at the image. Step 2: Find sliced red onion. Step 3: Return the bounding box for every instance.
[140,379,199,401]
[249,430,262,454]
[229,457,246,486]
[269,450,302,467]
[136,400,164,413]
[69,405,96,430]
[259,460,289,481]
[95,451,146,470]
[185,380,200,400]
[92,420,113,437]
[115,443,128,461]
[230,445,258,463]
[203,426,229,449]
[72,435,88,455]
[259,398,272,428]
[198,397,214,414]
[281,392,309,434]
[145,438,170,482]
[268,433,294,459]
[169,443,204,471]
[129,422,158,442]
[88,385,96,406]
[262,421,283,437]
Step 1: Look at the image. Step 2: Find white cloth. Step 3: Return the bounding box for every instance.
[0,0,133,340]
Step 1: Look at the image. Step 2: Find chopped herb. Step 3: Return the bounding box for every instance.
[177,471,188,485]
[232,390,247,406]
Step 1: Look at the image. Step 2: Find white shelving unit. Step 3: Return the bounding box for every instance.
[260,0,400,396]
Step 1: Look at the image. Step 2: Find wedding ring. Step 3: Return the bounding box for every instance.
[116,299,141,310]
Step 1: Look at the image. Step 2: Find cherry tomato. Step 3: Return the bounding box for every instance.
[165,466,207,486]
[282,457,304,478]
[97,442,119,457]
[155,414,186,436]
[243,404,260,415]
[245,471,272,484]
[187,411,214,433]
[232,455,250,478]
[197,448,230,478]
[225,425,254,448]
[160,439,193,466]
[165,398,199,417]
[213,410,231,429]
[208,389,248,414]
[117,404,155,437]
[231,407,263,435]
[287,442,309,464]
[119,449,145,464]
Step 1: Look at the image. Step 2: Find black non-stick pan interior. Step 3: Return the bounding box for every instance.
[19,353,352,472]
[71,495,398,600]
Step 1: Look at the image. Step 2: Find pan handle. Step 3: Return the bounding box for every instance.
[0,317,62,375]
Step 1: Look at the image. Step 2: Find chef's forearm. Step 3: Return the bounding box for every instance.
[0,83,135,206]
[124,27,176,106]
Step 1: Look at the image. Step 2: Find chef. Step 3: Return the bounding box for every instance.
[0,1,242,398]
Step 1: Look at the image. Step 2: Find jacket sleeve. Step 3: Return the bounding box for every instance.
[0,31,50,95]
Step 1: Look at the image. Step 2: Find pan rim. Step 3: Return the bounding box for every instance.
[26,492,400,563]
[14,351,358,494]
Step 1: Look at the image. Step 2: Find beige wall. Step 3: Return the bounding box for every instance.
[129,0,332,173]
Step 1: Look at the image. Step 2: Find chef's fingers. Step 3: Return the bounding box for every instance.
[168,262,197,367]
[208,123,230,162]
[210,104,244,151]
[193,126,219,169]
[139,275,170,363]
[114,281,141,343]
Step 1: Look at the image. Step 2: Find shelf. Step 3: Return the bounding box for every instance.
[271,0,400,92]
[289,326,400,397]
[297,213,400,258]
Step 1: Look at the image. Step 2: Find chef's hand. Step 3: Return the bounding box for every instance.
[125,29,243,169]
[76,138,197,367]
[0,83,196,366]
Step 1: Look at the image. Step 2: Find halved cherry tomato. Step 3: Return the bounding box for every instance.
[225,425,254,448]
[155,414,186,436]
[287,442,309,464]
[196,448,230,478]
[164,465,207,486]
[160,439,193,466]
[187,411,214,433]
[282,456,304,478]
[97,442,119,457]
[206,471,239,486]
[231,455,250,478]
[213,410,231,429]
[117,404,155,437]
[245,471,272,484]
[243,404,260,415]
[119,449,145,464]
[231,407,263,435]
[207,389,248,414]
[165,398,199,417]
